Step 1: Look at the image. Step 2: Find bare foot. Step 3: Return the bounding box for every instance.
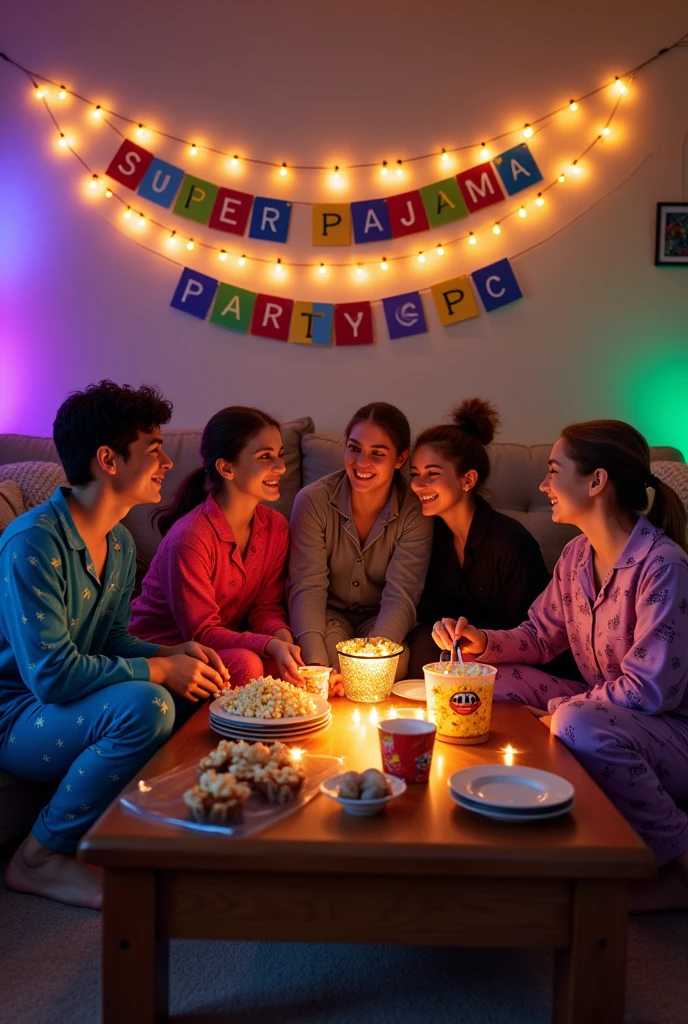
[630,862,688,915]
[4,833,102,910]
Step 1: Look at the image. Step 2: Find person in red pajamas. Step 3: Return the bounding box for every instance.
[130,407,303,689]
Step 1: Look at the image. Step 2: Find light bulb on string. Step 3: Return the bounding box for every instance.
[417,251,426,264]
[356,263,364,277]
[569,99,578,111]
[189,144,198,156]
[614,76,627,94]
[436,243,444,256]
[218,250,228,261]
[558,172,566,183]
[441,148,449,164]
[137,214,146,228]
[231,155,239,167]
[535,193,544,207]
[104,189,113,199]
[275,257,284,273]
[396,159,403,177]
[35,87,45,99]
[492,224,501,235]
[238,255,246,266]
[318,262,327,275]
[380,257,389,271]
[88,174,99,190]
[468,232,476,245]
[523,124,533,139]
[123,207,132,221]
[58,87,67,100]
[58,133,68,149]
[280,163,288,177]
[479,142,490,160]
[519,206,527,218]
[135,124,144,137]
[381,160,388,176]
[186,239,194,250]
[601,127,611,137]
[332,165,340,181]
[92,105,102,120]
[571,160,581,175]
[167,231,177,247]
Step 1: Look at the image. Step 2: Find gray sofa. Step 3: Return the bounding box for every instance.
[0,424,684,844]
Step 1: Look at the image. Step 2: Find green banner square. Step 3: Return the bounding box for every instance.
[419,177,468,227]
[209,282,257,334]
[173,175,219,224]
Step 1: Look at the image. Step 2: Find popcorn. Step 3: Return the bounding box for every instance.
[219,676,317,719]
[336,636,403,658]
[434,661,486,676]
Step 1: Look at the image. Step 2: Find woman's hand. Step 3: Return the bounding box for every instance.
[327,670,345,698]
[147,652,227,702]
[432,616,488,657]
[265,637,305,685]
[153,641,230,687]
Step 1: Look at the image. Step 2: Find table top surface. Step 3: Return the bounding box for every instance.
[79,697,654,879]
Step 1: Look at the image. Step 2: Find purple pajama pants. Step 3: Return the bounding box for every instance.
[493,665,688,865]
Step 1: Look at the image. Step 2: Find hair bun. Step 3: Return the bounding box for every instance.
[451,398,500,446]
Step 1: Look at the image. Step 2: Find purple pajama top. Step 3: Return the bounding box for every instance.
[477,515,688,717]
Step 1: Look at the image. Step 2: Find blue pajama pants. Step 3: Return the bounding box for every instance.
[0,681,176,853]
[493,665,688,865]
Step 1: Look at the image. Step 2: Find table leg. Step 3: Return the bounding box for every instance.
[102,869,169,1024]
[553,879,628,1024]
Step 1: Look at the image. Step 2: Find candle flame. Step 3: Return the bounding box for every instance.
[389,706,398,718]
[289,747,305,763]
[369,707,379,725]
[352,708,361,724]
[503,744,516,766]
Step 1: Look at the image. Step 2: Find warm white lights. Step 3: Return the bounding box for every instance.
[275,257,284,273]
[571,161,581,175]
[441,148,449,163]
[615,76,627,94]
[35,87,45,99]
[380,257,388,270]
[381,160,388,176]
[519,206,527,217]
[92,105,102,120]
[137,215,146,228]
[231,155,239,166]
[523,123,534,139]
[436,243,444,255]
[535,193,544,206]
[417,251,425,263]
[396,159,403,176]
[558,172,566,182]
[167,231,177,247]
[58,133,67,148]
[189,144,198,156]
[186,239,194,250]
[468,232,476,245]
[318,262,326,274]
[479,143,490,160]
[123,207,132,219]
[356,263,364,276]
[601,126,611,137]
[58,87,67,100]
[238,255,246,266]
[135,124,144,137]
[569,99,578,111]
[218,249,228,261]
[492,224,501,235]
[104,189,113,199]
[280,163,288,177]
[88,174,99,189]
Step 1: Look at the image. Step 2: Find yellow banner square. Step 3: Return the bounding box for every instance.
[431,275,480,325]
[289,302,315,344]
[311,204,352,246]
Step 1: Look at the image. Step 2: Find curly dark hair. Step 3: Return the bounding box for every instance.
[53,380,173,485]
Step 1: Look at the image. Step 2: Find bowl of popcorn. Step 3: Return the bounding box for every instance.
[335,637,404,703]
[218,676,319,720]
[320,767,406,816]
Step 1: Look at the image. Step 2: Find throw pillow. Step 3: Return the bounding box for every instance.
[0,462,67,510]
[0,480,24,534]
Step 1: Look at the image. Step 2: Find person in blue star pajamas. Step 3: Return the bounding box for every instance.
[0,382,228,909]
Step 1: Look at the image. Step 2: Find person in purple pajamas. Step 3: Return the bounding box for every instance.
[434,419,688,912]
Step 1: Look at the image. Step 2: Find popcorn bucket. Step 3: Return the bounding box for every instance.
[296,665,331,700]
[423,662,497,745]
[336,638,403,703]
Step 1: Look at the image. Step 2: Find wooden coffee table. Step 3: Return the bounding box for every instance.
[79,698,654,1024]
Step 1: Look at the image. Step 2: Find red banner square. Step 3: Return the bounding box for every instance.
[334,302,374,345]
[208,188,254,235]
[386,190,430,238]
[456,163,505,212]
[105,140,155,190]
[250,294,294,341]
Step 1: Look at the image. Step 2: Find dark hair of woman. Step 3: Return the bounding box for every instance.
[413,397,500,490]
[562,419,687,552]
[345,402,411,456]
[153,406,280,537]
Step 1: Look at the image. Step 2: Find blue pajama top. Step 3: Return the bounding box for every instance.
[0,487,160,731]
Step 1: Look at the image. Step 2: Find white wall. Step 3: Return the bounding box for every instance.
[2,1,688,448]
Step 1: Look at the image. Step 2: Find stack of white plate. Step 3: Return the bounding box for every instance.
[448,765,575,822]
[208,695,331,741]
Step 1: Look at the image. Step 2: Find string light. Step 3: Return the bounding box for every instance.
[218,249,228,261]
[615,76,627,94]
[492,223,501,235]
[280,163,288,177]
[88,174,99,190]
[558,172,566,182]
[186,239,194,250]
[189,143,198,156]
[123,206,132,220]
[167,231,177,247]
[275,257,284,273]
[479,142,490,160]
[569,99,578,111]
[417,251,426,263]
[396,159,403,176]
[135,124,144,137]
[58,133,67,148]
[104,189,113,198]
[137,214,146,228]
[58,87,67,100]
[35,87,45,99]
[535,193,545,206]
[318,262,327,274]
[468,232,476,245]
[333,165,340,181]
[601,126,611,137]
[380,257,388,271]
[238,255,246,266]
[381,160,388,176]
[519,206,527,217]
[571,160,581,175]
[441,148,449,164]
[523,124,534,139]
[436,243,444,256]
[92,105,102,120]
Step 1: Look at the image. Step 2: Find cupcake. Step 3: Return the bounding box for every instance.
[184,770,251,825]
[253,763,306,804]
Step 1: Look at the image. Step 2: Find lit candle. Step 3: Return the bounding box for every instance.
[369,707,379,725]
[289,747,305,763]
[352,708,361,725]
[415,708,425,720]
[389,706,398,718]
[504,744,516,766]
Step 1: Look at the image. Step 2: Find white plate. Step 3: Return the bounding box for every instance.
[449,789,574,822]
[391,680,427,702]
[448,765,574,810]
[210,711,331,730]
[210,720,331,741]
[210,695,330,727]
[320,773,406,816]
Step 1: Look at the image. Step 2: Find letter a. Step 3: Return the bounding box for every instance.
[436,190,456,215]
[221,294,241,320]
[363,208,384,235]
[510,159,530,180]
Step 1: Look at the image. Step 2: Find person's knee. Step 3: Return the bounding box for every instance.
[551,699,608,752]
[222,649,264,687]
[120,681,176,743]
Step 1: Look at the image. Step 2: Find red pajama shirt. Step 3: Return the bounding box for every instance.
[130,496,290,685]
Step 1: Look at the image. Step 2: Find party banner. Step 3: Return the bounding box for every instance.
[170,257,522,344]
[106,139,542,246]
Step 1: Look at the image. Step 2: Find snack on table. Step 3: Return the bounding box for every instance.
[336,637,404,658]
[183,770,251,825]
[253,763,306,804]
[337,768,393,801]
[219,676,318,719]
[194,738,306,810]
[434,661,486,677]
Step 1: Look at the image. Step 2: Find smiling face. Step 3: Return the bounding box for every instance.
[107,429,173,506]
[344,421,408,497]
[540,436,605,526]
[410,444,475,516]
[217,425,285,502]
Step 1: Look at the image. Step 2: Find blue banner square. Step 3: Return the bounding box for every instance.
[351,199,393,243]
[170,268,218,319]
[248,197,292,243]
[471,259,523,312]
[138,159,185,208]
[382,291,427,339]
[492,143,543,197]
[311,303,334,345]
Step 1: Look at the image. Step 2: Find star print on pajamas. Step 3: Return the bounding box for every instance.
[34,716,45,728]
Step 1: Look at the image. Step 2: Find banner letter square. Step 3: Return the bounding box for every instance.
[419,178,468,228]
[334,302,374,344]
[105,140,154,190]
[456,164,505,212]
[173,175,220,224]
[250,293,294,340]
[383,291,427,339]
[472,259,523,311]
[249,198,292,243]
[209,283,257,333]
[137,159,185,208]
[312,204,352,246]
[351,199,392,243]
[431,275,480,325]
[493,143,543,196]
[208,188,254,235]
[170,268,218,319]
[386,190,430,238]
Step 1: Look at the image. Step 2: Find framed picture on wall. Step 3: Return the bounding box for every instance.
[655,202,688,265]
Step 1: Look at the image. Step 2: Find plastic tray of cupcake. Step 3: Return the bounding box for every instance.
[121,738,344,837]
[208,676,332,740]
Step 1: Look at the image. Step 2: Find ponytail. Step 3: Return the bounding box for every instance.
[153,467,207,537]
[647,478,688,553]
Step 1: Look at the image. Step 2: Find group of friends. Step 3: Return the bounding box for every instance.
[0,381,687,914]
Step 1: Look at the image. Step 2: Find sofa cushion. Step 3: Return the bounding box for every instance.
[652,460,688,510]
[301,434,345,487]
[0,480,25,534]
[0,461,67,510]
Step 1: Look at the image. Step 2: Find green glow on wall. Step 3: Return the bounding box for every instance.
[616,343,688,458]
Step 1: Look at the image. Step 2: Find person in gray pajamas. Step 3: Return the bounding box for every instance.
[287,403,432,688]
